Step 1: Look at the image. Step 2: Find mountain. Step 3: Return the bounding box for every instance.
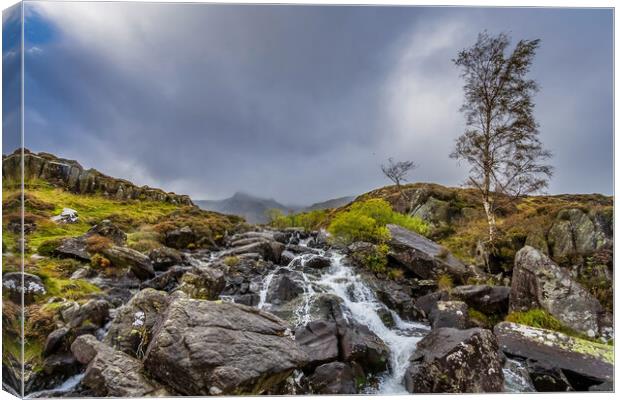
[302,195,355,212]
[195,192,293,224]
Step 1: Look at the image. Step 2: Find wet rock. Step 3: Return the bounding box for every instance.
[220,239,284,264]
[71,335,172,397]
[102,245,155,280]
[429,301,469,329]
[148,246,184,271]
[526,359,573,392]
[43,327,71,357]
[451,285,510,315]
[86,220,126,245]
[372,279,419,320]
[144,298,307,395]
[295,320,339,370]
[386,224,468,282]
[280,250,297,265]
[2,272,46,305]
[265,272,304,304]
[104,288,169,358]
[404,327,504,393]
[308,362,357,394]
[338,321,390,374]
[510,246,603,336]
[494,322,613,385]
[303,255,331,269]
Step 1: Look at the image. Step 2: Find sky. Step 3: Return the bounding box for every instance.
[2,3,613,204]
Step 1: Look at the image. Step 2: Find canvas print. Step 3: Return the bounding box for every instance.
[1,1,614,397]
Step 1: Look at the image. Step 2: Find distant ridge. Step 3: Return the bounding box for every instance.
[302,196,355,212]
[195,192,292,224]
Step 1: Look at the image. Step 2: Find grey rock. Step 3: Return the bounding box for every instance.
[2,272,46,305]
[429,301,469,329]
[308,362,357,394]
[451,285,510,315]
[510,246,603,335]
[295,320,339,370]
[102,245,155,280]
[148,246,184,271]
[404,327,504,393]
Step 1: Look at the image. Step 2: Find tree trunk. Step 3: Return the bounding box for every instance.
[482,198,497,244]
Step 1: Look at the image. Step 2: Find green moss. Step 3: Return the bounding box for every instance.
[505,308,603,343]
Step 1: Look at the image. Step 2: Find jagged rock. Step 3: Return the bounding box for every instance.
[86,220,126,245]
[104,288,169,358]
[308,362,357,394]
[50,208,79,224]
[143,298,307,395]
[404,327,504,393]
[451,285,510,315]
[280,250,297,265]
[141,265,190,292]
[386,224,468,282]
[494,322,613,385]
[177,266,225,300]
[55,237,90,261]
[510,246,603,336]
[102,245,155,280]
[71,334,172,397]
[2,272,46,305]
[429,301,469,329]
[371,279,419,320]
[164,226,196,249]
[43,327,71,357]
[295,320,339,370]
[148,247,184,271]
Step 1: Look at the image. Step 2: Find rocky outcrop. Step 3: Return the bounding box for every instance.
[71,335,172,397]
[176,265,225,300]
[148,247,185,271]
[386,224,468,282]
[494,322,613,386]
[295,320,339,370]
[143,297,307,395]
[219,239,284,264]
[510,246,603,336]
[101,246,155,280]
[3,150,192,205]
[546,208,612,260]
[404,327,504,393]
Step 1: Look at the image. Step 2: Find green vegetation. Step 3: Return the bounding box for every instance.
[437,274,454,292]
[505,308,604,343]
[361,243,389,274]
[327,199,428,245]
[267,209,328,231]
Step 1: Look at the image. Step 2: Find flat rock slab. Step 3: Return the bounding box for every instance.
[494,322,613,383]
[144,297,307,395]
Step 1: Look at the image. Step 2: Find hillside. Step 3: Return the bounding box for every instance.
[196,192,292,224]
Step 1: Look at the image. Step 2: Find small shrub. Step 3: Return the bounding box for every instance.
[37,238,65,256]
[90,253,111,269]
[387,268,404,281]
[223,256,240,267]
[437,274,454,292]
[85,234,113,253]
[362,243,389,274]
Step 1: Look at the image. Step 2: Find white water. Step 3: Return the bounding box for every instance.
[257,244,429,394]
[25,373,85,398]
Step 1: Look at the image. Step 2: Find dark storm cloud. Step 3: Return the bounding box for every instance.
[17,3,613,203]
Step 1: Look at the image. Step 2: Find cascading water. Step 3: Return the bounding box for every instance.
[257,242,430,394]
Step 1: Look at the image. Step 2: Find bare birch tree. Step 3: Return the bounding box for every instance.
[451,31,553,245]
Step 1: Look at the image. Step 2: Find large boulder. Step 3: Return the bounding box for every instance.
[295,320,339,370]
[510,246,603,336]
[547,208,611,259]
[338,321,390,374]
[71,335,171,397]
[177,266,225,300]
[404,328,504,393]
[102,245,155,280]
[143,297,307,395]
[220,239,284,264]
[451,285,510,315]
[386,224,468,282]
[103,288,169,358]
[265,272,304,304]
[308,362,357,394]
[2,272,46,305]
[55,237,91,261]
[164,226,196,249]
[494,322,613,386]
